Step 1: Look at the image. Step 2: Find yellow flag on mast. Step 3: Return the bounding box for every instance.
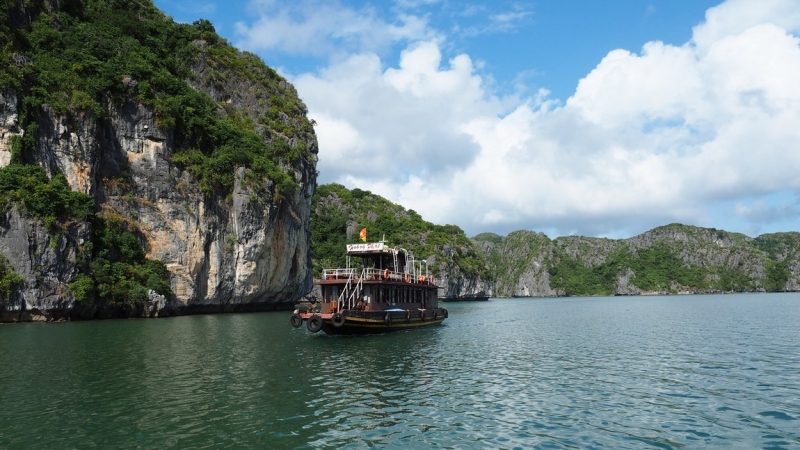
[359,228,367,242]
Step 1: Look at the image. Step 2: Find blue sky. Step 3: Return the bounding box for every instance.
[153,0,800,239]
[155,0,717,101]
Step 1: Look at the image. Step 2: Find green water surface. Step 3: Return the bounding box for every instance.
[2,294,799,449]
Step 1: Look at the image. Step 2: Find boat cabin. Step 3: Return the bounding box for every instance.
[316,242,439,314]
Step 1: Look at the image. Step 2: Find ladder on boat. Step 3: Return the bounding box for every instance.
[334,269,364,313]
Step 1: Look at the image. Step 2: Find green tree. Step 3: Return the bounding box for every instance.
[0,254,25,305]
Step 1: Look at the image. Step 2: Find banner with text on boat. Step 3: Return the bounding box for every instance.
[346,242,386,254]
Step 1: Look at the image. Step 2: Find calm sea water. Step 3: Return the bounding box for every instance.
[1,294,799,449]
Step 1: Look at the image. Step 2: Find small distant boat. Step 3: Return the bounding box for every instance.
[291,241,447,335]
[439,293,489,302]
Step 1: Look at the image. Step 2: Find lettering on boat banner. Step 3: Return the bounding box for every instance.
[346,242,386,253]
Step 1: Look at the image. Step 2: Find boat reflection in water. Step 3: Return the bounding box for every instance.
[291,241,447,335]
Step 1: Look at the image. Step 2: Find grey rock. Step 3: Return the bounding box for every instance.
[0,207,90,321]
[0,89,21,168]
[1,68,317,321]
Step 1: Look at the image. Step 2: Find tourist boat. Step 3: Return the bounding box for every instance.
[290,241,447,335]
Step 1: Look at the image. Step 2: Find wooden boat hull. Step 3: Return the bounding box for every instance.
[292,308,447,335]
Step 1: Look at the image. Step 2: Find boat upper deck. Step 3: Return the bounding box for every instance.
[318,267,437,286]
[316,241,435,287]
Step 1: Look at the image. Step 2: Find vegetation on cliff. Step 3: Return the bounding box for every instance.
[473,230,551,294]
[311,183,489,283]
[475,223,799,297]
[2,0,311,197]
[70,212,173,306]
[3,0,314,310]
[0,163,94,230]
[310,186,798,298]
[0,253,24,304]
[0,162,172,306]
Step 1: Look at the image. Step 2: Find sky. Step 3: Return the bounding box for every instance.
[152,0,800,239]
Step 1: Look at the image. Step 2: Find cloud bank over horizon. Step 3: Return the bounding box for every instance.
[233,0,800,239]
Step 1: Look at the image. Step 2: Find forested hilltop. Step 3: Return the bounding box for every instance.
[310,186,800,298]
[474,225,800,297]
[1,0,317,321]
[310,183,491,298]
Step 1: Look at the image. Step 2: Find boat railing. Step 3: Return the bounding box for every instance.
[323,267,436,285]
[362,268,436,285]
[322,268,356,280]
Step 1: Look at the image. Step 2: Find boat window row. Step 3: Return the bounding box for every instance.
[320,285,435,307]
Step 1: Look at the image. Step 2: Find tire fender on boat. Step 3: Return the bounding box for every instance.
[307,314,323,333]
[433,310,438,321]
[384,312,392,326]
[332,312,346,328]
[442,308,448,319]
[290,313,303,328]
[406,310,411,324]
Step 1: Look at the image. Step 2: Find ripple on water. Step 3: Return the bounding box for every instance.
[758,411,796,421]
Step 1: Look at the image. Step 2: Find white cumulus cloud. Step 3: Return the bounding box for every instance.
[289,0,800,238]
[234,0,434,57]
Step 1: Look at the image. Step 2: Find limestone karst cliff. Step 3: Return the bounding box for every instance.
[0,0,317,321]
[473,225,800,297]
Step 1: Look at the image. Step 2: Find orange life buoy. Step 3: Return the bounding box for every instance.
[403,273,409,283]
[383,269,389,280]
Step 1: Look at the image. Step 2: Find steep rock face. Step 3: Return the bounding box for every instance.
[786,261,800,291]
[1,85,316,321]
[626,226,766,277]
[554,236,624,267]
[473,230,557,297]
[24,96,315,312]
[429,244,493,298]
[753,232,800,292]
[614,268,640,296]
[0,208,89,321]
[0,89,21,167]
[513,255,557,297]
[0,1,319,321]
[473,224,800,297]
